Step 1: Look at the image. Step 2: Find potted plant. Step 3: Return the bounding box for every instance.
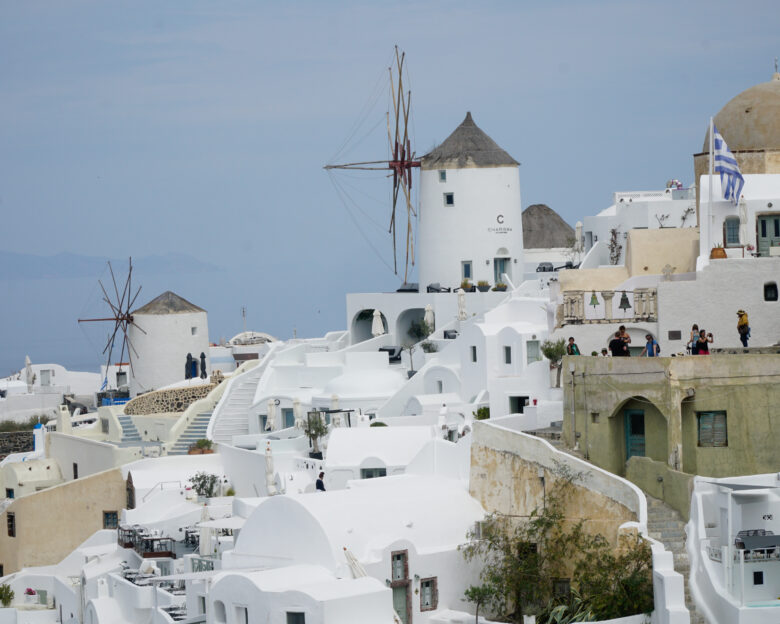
[188,471,220,499]
[710,244,727,259]
[304,412,328,459]
[0,584,14,608]
[460,279,475,292]
[476,280,491,292]
[188,438,214,455]
[24,588,36,604]
[492,282,507,292]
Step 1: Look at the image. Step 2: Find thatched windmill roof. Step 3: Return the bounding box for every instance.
[133,291,205,315]
[522,204,575,249]
[421,112,519,170]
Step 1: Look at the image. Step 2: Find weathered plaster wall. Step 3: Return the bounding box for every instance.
[557,266,629,292]
[0,467,126,574]
[470,419,638,547]
[124,383,216,415]
[624,228,699,277]
[626,457,694,520]
[564,354,780,508]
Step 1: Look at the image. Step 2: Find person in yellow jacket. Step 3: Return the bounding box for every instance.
[737,309,750,347]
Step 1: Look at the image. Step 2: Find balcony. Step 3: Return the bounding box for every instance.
[118,525,176,559]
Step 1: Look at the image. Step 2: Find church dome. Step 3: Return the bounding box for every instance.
[703,73,780,151]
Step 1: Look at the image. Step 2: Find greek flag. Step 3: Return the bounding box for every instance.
[713,124,744,204]
[100,376,108,391]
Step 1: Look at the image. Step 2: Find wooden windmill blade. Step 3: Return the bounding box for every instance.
[323,46,420,279]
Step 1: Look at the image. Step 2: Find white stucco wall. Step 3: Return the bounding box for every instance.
[417,166,523,289]
[129,310,210,396]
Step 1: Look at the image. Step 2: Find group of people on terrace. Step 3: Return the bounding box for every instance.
[565,308,751,359]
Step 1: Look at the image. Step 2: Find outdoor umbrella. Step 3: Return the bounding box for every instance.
[457,289,467,321]
[199,353,207,379]
[424,304,435,330]
[371,310,385,337]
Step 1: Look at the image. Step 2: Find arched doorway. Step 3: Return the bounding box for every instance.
[493,247,511,284]
[351,309,388,344]
[396,308,427,346]
[608,396,668,471]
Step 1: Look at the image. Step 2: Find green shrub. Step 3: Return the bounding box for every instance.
[473,406,490,421]
[195,438,212,450]
[0,583,15,607]
[188,472,220,498]
[369,421,388,427]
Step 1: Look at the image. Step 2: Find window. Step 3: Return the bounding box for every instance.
[504,346,512,364]
[5,488,14,499]
[462,261,472,280]
[235,606,249,624]
[259,414,267,431]
[198,596,206,614]
[724,217,740,246]
[420,577,438,611]
[73,463,78,480]
[191,327,198,336]
[552,578,571,598]
[116,371,128,387]
[754,571,764,585]
[526,340,541,364]
[443,192,454,206]
[391,551,408,581]
[436,380,443,394]
[7,512,15,537]
[286,613,305,624]
[591,412,600,424]
[697,411,727,447]
[438,170,446,182]
[668,330,682,341]
[470,346,477,362]
[509,396,528,414]
[103,511,118,529]
[765,282,778,302]
[282,408,294,428]
[360,468,387,479]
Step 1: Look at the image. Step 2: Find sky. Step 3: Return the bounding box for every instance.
[1,0,778,374]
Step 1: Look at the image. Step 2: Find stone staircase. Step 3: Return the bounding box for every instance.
[117,415,142,443]
[168,412,212,456]
[209,360,270,445]
[646,496,707,624]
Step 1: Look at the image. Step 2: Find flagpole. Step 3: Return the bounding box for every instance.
[708,116,714,255]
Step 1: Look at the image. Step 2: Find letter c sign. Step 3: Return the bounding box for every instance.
[496,214,504,224]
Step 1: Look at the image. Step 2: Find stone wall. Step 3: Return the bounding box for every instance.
[0,431,34,461]
[125,384,216,415]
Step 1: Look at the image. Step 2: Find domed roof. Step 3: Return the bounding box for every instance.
[703,73,780,151]
[421,112,518,170]
[133,291,205,315]
[522,204,575,248]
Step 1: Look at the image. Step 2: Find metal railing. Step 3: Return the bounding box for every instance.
[191,556,215,572]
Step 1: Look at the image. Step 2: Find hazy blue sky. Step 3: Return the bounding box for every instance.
[1,1,778,374]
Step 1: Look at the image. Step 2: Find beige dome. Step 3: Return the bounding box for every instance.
[703,74,780,151]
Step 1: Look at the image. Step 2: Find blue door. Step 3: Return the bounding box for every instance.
[624,410,645,459]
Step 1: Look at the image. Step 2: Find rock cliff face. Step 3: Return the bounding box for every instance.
[0,431,34,461]
[124,384,216,415]
[522,204,575,248]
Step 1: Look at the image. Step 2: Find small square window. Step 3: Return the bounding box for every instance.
[697,411,727,447]
[668,330,682,341]
[504,346,512,364]
[5,488,14,499]
[286,613,306,624]
[724,217,740,246]
[191,327,198,335]
[444,192,455,206]
[470,346,477,362]
[438,170,446,182]
[754,570,764,585]
[765,282,778,302]
[462,261,472,280]
[360,468,387,479]
[7,512,16,537]
[103,511,118,529]
[553,578,571,598]
[591,412,600,424]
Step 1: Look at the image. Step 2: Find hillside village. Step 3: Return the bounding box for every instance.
[1,71,780,624]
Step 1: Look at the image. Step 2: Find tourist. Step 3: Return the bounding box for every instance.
[640,334,660,357]
[696,329,713,355]
[609,332,628,357]
[600,348,610,357]
[688,324,700,355]
[737,310,750,347]
[566,337,580,356]
[618,325,631,348]
[316,472,326,492]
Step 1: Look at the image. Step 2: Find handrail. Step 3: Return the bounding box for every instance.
[142,480,183,503]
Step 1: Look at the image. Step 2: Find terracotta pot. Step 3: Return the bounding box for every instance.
[710,247,727,259]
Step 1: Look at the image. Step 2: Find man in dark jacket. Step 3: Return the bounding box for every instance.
[316,472,326,492]
[609,332,629,356]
